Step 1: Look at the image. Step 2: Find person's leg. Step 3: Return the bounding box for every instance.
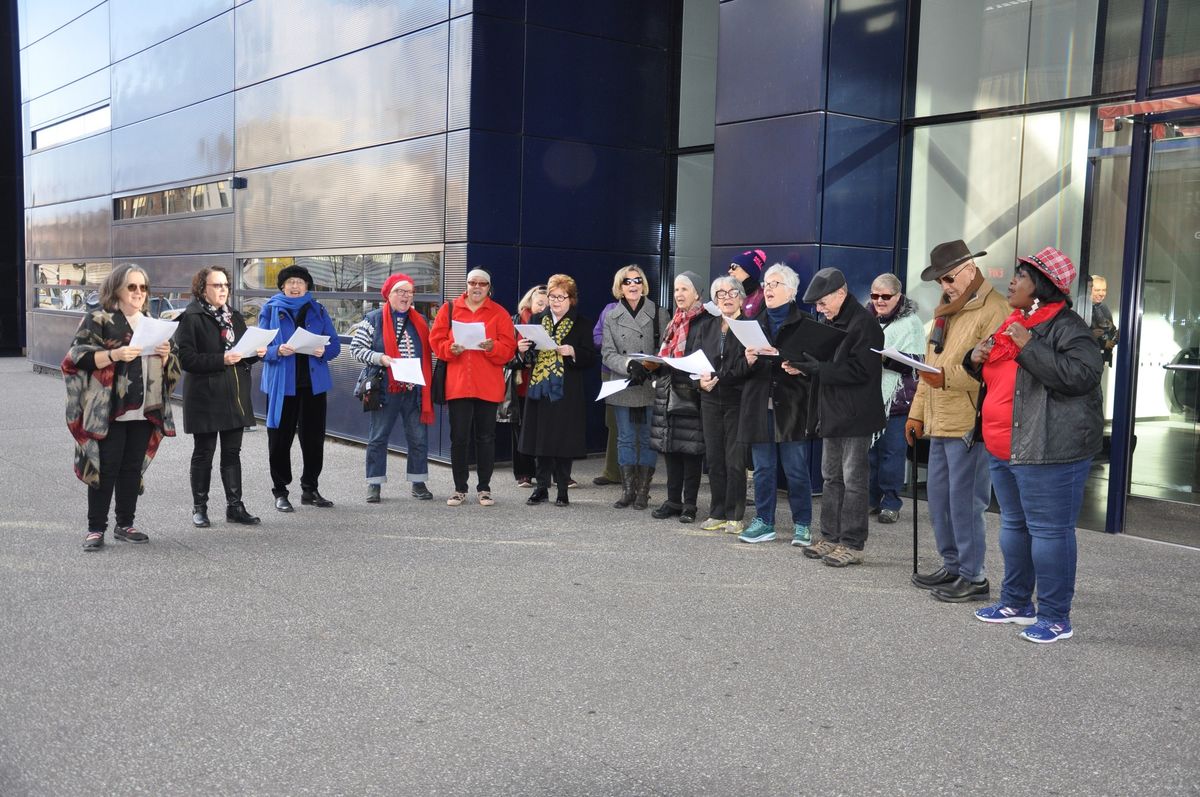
[447,399,474,493]
[663,452,683,505]
[534,456,554,489]
[836,436,872,550]
[868,436,883,512]
[87,422,129,532]
[818,437,846,544]
[219,427,258,522]
[778,440,813,527]
[749,442,779,525]
[988,456,1035,609]
[634,409,656,468]
[681,454,702,509]
[112,420,154,529]
[723,404,747,521]
[190,431,218,511]
[366,394,404,485]
[396,391,430,483]
[614,405,636,467]
[297,390,327,493]
[472,399,498,492]
[701,401,727,519]
[924,439,960,575]
[600,405,620,482]
[268,394,300,497]
[554,457,572,498]
[944,439,992,582]
[1011,459,1091,623]
[877,415,908,513]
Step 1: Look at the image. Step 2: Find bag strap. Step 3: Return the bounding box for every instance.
[652,304,661,349]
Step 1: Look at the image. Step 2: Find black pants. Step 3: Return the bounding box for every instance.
[664,451,703,508]
[511,396,536,481]
[448,397,497,493]
[192,427,244,473]
[535,456,573,490]
[267,389,327,497]
[87,420,153,532]
[701,399,746,520]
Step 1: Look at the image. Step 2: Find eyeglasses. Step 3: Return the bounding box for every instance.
[547,293,569,301]
[206,282,229,289]
[763,281,786,291]
[869,292,895,301]
[938,263,970,285]
[125,284,148,293]
[714,290,742,300]
[621,277,643,285]
[467,280,490,288]
[390,288,414,296]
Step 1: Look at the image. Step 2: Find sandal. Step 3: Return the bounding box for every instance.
[446,492,467,507]
[478,491,495,507]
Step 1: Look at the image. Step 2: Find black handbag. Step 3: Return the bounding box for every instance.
[431,299,452,406]
[354,365,385,412]
[496,365,518,423]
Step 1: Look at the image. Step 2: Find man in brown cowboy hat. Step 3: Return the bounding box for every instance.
[906,240,1008,603]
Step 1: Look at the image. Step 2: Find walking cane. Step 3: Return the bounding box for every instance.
[911,440,919,574]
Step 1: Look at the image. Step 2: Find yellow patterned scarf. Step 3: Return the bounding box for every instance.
[528,313,573,401]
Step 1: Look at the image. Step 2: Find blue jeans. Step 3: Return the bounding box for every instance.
[988,455,1091,623]
[749,434,812,527]
[868,414,908,512]
[613,405,656,467]
[927,437,991,582]
[365,389,429,484]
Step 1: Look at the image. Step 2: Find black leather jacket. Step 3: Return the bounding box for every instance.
[967,307,1103,465]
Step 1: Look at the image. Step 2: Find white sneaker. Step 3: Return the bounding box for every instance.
[725,520,746,535]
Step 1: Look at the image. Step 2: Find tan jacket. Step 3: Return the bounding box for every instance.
[908,280,1009,437]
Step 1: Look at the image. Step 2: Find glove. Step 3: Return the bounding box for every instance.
[919,367,945,389]
[905,418,924,446]
[627,359,650,386]
[791,353,821,376]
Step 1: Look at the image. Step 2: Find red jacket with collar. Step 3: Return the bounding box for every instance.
[429,294,517,402]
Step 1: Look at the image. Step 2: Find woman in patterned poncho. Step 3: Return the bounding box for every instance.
[62,264,180,551]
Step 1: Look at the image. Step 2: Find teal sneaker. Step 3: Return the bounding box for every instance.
[790,523,812,547]
[738,518,776,543]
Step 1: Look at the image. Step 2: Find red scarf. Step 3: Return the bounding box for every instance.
[383,305,434,424]
[987,301,1066,364]
[660,303,703,358]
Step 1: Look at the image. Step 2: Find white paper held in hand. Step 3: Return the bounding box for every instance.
[596,379,630,401]
[285,327,331,355]
[451,320,487,350]
[228,326,278,358]
[128,317,178,351]
[628,350,715,375]
[514,324,558,350]
[389,357,426,386]
[872,347,941,374]
[727,318,772,350]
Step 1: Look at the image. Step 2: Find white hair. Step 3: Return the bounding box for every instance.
[709,275,743,298]
[763,263,799,294]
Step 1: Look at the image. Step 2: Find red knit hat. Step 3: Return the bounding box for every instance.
[381,273,414,300]
[1018,247,1075,295]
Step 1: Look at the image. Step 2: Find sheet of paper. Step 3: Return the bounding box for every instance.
[629,350,715,376]
[451,320,487,350]
[128,317,178,351]
[389,357,426,386]
[596,379,630,401]
[514,324,558,350]
[228,326,278,358]
[727,318,772,351]
[285,327,331,355]
[872,347,941,374]
[628,352,666,365]
[703,300,721,317]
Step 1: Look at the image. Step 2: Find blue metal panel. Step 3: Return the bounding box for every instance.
[710,244,820,297]
[521,138,664,254]
[454,0,526,20]
[821,114,899,249]
[827,0,906,121]
[818,244,895,304]
[716,0,826,124]
[527,0,669,48]
[524,26,668,150]
[711,113,824,246]
[520,246,660,325]
[469,14,525,134]
[467,131,521,245]
[464,242,520,314]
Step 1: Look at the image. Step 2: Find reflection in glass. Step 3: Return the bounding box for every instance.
[114,180,232,220]
[32,105,111,150]
[1152,0,1200,89]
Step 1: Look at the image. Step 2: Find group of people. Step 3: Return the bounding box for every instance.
[65,239,1103,642]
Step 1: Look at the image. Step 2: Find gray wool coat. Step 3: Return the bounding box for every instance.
[601,299,669,408]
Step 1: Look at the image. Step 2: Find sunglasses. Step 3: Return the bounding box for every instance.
[467,280,490,287]
[621,277,643,285]
[938,263,970,285]
[126,284,148,293]
[869,292,895,301]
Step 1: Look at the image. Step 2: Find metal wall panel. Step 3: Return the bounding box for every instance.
[17,0,103,49]
[467,14,524,134]
[27,133,111,206]
[236,136,447,252]
[27,69,110,130]
[113,214,235,258]
[26,311,90,369]
[444,130,469,242]
[109,0,233,61]
[235,24,448,171]
[827,0,905,121]
[447,15,472,131]
[26,197,113,260]
[111,12,234,128]
[121,253,235,288]
[235,0,448,88]
[21,4,109,101]
[443,242,467,299]
[112,94,234,192]
[821,115,899,249]
[527,0,670,48]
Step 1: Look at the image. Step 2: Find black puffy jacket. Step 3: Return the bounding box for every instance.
[649,319,707,457]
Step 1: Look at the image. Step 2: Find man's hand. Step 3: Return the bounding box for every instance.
[905,418,924,446]
[918,367,944,388]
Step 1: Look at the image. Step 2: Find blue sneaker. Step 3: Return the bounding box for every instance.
[790,523,812,547]
[1019,618,1073,643]
[974,602,1037,625]
[738,518,776,543]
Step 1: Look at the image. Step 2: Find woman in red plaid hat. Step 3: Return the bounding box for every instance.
[965,247,1103,644]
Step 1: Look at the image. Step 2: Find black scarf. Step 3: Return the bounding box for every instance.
[204,301,236,351]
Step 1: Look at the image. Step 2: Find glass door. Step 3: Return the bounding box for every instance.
[1129,122,1200,508]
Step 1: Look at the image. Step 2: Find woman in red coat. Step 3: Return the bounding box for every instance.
[429,268,517,507]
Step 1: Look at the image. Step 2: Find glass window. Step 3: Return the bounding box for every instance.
[671,153,714,280]
[32,106,110,150]
[114,180,232,221]
[1152,0,1200,89]
[362,252,441,295]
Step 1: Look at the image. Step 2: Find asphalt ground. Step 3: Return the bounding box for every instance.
[1,357,1197,796]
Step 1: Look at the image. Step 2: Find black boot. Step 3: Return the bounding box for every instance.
[652,500,683,519]
[613,465,637,508]
[555,486,569,507]
[633,466,654,510]
[190,464,211,528]
[221,463,261,525]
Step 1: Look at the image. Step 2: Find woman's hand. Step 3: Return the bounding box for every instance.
[479,338,494,352]
[278,343,296,357]
[112,345,142,363]
[698,373,718,391]
[970,336,995,365]
[378,354,394,367]
[256,347,267,358]
[745,347,759,366]
[781,361,802,376]
[223,351,243,365]
[556,344,575,359]
[312,345,325,357]
[1005,323,1032,349]
[450,342,465,356]
[154,341,172,363]
[517,338,534,353]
